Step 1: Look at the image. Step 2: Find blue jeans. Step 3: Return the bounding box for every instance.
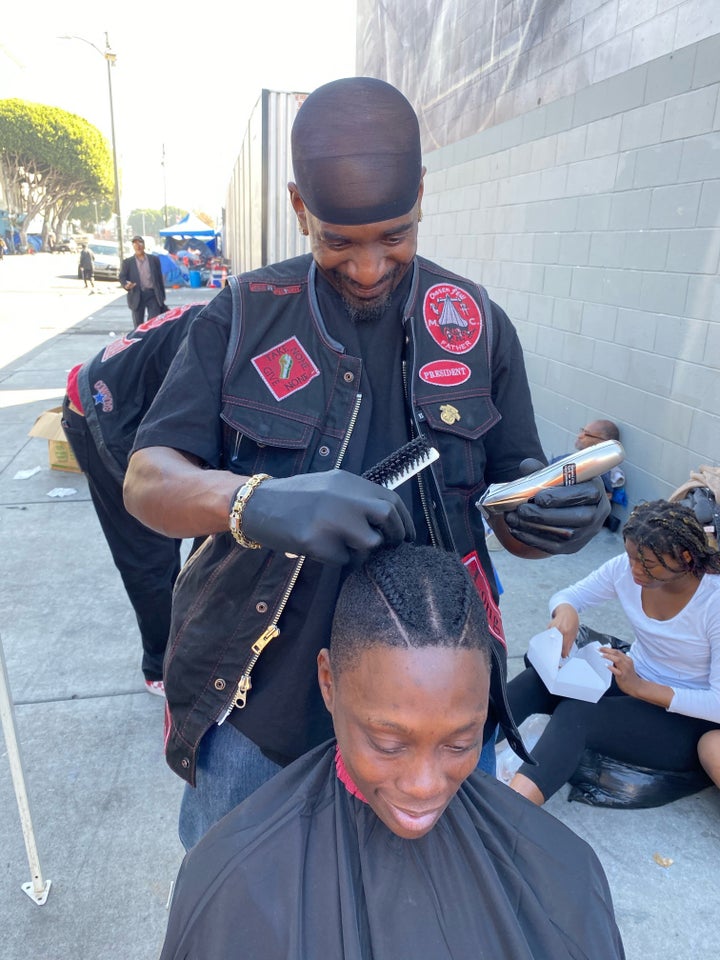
[477,726,498,776]
[179,722,281,850]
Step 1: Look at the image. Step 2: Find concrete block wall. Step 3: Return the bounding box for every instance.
[358,2,720,506]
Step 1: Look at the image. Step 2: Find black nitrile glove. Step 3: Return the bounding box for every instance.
[242,469,416,566]
[504,458,610,554]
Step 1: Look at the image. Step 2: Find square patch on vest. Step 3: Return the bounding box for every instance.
[251,336,320,401]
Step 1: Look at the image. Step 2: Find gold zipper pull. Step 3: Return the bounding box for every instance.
[251,624,280,655]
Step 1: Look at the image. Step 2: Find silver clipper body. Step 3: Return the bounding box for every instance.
[476,440,625,516]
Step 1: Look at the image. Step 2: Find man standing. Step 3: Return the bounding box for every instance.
[79,244,95,290]
[119,236,167,328]
[124,77,610,849]
[62,302,207,696]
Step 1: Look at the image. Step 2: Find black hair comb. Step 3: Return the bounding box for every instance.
[363,436,439,490]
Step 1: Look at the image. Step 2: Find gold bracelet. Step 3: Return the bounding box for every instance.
[228,474,271,549]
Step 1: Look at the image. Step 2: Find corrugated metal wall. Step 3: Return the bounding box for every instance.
[223,90,309,274]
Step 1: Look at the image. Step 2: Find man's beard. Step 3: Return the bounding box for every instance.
[326,264,404,323]
[341,289,393,323]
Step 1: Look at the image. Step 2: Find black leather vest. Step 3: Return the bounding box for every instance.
[164,255,530,783]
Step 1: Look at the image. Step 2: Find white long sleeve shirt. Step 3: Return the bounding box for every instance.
[549,554,720,723]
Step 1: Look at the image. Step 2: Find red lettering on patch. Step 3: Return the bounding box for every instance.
[462,551,506,649]
[419,360,471,386]
[249,282,302,295]
[252,336,320,401]
[100,304,195,362]
[423,284,482,355]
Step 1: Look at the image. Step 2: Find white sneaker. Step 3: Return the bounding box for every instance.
[145,679,165,697]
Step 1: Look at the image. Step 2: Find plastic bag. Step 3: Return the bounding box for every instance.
[495,714,549,785]
[567,749,712,809]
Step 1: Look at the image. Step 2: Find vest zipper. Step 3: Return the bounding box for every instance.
[402,357,438,548]
[220,392,363,720]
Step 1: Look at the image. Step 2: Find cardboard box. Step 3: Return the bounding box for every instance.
[527,627,612,703]
[28,407,82,473]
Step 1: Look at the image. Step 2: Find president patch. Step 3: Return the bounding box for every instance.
[419,360,471,387]
[252,336,320,401]
[423,284,482,354]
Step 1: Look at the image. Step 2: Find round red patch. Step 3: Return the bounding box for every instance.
[423,284,482,354]
[418,360,471,387]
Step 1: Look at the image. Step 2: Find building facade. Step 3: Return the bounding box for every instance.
[358,0,720,505]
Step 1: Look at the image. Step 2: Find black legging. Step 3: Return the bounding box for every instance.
[507,665,718,800]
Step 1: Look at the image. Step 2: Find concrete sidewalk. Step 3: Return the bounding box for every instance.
[0,278,718,959]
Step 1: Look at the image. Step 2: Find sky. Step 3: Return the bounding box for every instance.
[0,0,357,224]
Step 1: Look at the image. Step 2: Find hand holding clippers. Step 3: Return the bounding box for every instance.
[476,440,624,554]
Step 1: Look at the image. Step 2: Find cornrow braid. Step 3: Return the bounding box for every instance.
[623,499,720,579]
[330,543,492,675]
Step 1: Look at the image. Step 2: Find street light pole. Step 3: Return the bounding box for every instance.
[103,33,124,256]
[59,34,123,255]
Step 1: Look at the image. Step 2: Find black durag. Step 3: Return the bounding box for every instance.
[291,77,422,225]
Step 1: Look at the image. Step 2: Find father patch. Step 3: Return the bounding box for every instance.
[423,284,482,354]
[252,336,320,401]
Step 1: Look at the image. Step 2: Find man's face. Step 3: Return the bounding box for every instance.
[132,239,145,255]
[318,645,488,839]
[575,421,607,450]
[289,184,423,322]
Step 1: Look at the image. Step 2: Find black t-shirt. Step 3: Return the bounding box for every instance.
[134,265,540,764]
[136,268,430,763]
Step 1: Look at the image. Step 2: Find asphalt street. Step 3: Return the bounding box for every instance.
[0,252,718,959]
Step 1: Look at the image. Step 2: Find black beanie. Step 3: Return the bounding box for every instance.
[291,77,422,225]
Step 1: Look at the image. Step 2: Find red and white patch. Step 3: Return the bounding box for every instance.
[418,359,471,387]
[100,304,193,362]
[251,336,320,401]
[462,551,506,649]
[423,284,482,355]
[249,282,302,295]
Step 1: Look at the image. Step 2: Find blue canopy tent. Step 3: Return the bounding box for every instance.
[158,214,221,285]
[158,214,218,253]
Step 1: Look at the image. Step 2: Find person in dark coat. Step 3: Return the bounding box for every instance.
[61,302,207,695]
[119,236,167,328]
[160,543,626,960]
[78,244,95,289]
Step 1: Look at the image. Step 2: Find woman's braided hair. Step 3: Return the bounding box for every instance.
[329,543,492,675]
[623,499,720,578]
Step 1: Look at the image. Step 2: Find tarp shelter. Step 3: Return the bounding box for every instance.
[159,214,218,253]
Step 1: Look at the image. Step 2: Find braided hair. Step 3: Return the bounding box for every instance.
[330,543,492,675]
[623,499,720,579]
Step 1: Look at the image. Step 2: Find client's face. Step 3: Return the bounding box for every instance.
[319,645,489,839]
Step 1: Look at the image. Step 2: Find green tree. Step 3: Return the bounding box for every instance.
[128,206,188,239]
[0,99,113,250]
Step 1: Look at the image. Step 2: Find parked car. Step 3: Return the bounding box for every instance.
[78,241,122,281]
[55,236,78,253]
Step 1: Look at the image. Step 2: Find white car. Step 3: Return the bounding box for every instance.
[79,241,123,281]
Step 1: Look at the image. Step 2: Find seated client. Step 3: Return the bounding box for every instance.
[160,543,625,960]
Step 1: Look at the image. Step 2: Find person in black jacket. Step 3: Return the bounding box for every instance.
[61,302,207,695]
[119,236,167,328]
[124,77,610,849]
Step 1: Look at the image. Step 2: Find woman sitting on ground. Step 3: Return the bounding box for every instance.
[160,543,624,960]
[506,499,720,806]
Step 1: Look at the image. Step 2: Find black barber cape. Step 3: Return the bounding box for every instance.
[161,743,625,960]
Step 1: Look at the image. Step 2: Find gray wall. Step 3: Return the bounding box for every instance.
[358,0,720,508]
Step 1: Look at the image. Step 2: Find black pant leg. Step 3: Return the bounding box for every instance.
[131,301,145,328]
[62,403,181,680]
